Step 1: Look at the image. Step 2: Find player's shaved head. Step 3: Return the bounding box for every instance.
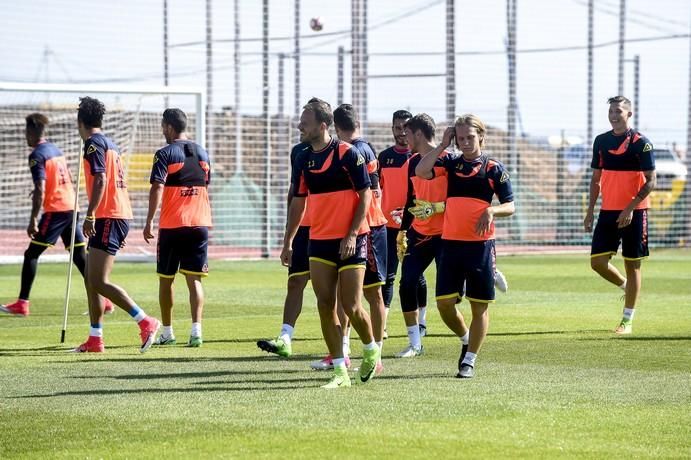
[77,97,106,128]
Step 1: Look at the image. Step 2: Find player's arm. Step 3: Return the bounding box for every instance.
[617,169,656,229]
[27,179,45,238]
[83,172,106,238]
[144,182,164,244]
[584,169,602,232]
[476,164,516,236]
[281,196,306,266]
[416,126,455,179]
[340,187,371,259]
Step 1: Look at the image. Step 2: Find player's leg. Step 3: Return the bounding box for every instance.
[177,227,209,347]
[76,219,159,353]
[416,274,428,335]
[457,300,489,379]
[362,225,387,370]
[60,212,114,315]
[590,210,626,289]
[616,210,648,334]
[0,243,47,316]
[258,226,310,357]
[381,227,400,337]
[339,266,380,384]
[457,241,497,379]
[435,240,471,373]
[310,252,349,389]
[1,212,60,316]
[183,274,204,347]
[396,229,432,357]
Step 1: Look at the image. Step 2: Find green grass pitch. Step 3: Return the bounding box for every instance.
[1,251,690,458]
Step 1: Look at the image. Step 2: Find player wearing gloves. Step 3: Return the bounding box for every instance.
[416,114,515,379]
[395,113,470,359]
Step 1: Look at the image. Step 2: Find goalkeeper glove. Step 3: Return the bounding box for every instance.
[396,231,408,261]
[407,199,446,220]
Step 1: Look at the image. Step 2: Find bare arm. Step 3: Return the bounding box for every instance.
[616,169,656,228]
[83,172,106,238]
[339,188,372,259]
[27,180,45,238]
[143,182,164,244]
[476,201,515,236]
[415,126,455,179]
[583,169,602,232]
[281,196,306,266]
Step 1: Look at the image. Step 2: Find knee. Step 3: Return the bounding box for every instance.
[24,244,45,260]
[590,257,606,273]
[436,299,457,315]
[287,275,309,291]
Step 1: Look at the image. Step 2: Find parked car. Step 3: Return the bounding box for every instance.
[652,148,687,191]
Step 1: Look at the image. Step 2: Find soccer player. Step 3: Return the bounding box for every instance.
[144,108,211,347]
[416,114,515,378]
[256,141,312,359]
[1,113,112,316]
[73,97,160,353]
[309,103,387,372]
[395,113,470,359]
[282,98,380,389]
[584,96,656,335]
[378,110,428,337]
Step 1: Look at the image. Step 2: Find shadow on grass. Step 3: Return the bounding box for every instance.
[17,372,449,398]
[579,335,691,342]
[71,369,307,380]
[47,353,321,365]
[204,336,325,345]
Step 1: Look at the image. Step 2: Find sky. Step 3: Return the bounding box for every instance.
[1,0,690,149]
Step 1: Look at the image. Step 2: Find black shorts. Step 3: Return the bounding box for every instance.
[591,209,649,260]
[364,225,387,288]
[288,226,310,278]
[88,218,129,256]
[400,229,441,311]
[436,239,496,304]
[32,211,85,250]
[309,235,367,271]
[157,227,209,278]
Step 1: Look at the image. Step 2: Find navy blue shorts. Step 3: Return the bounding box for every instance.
[309,235,367,271]
[32,211,85,249]
[591,209,649,260]
[385,226,400,283]
[364,225,387,288]
[436,240,496,304]
[400,229,441,312]
[288,226,310,278]
[88,218,129,256]
[157,226,209,278]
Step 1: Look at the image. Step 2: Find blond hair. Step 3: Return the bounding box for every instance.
[454,113,486,147]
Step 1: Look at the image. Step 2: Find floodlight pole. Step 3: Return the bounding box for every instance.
[163,0,169,108]
[445,0,456,123]
[587,0,594,145]
[262,0,271,258]
[618,0,626,95]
